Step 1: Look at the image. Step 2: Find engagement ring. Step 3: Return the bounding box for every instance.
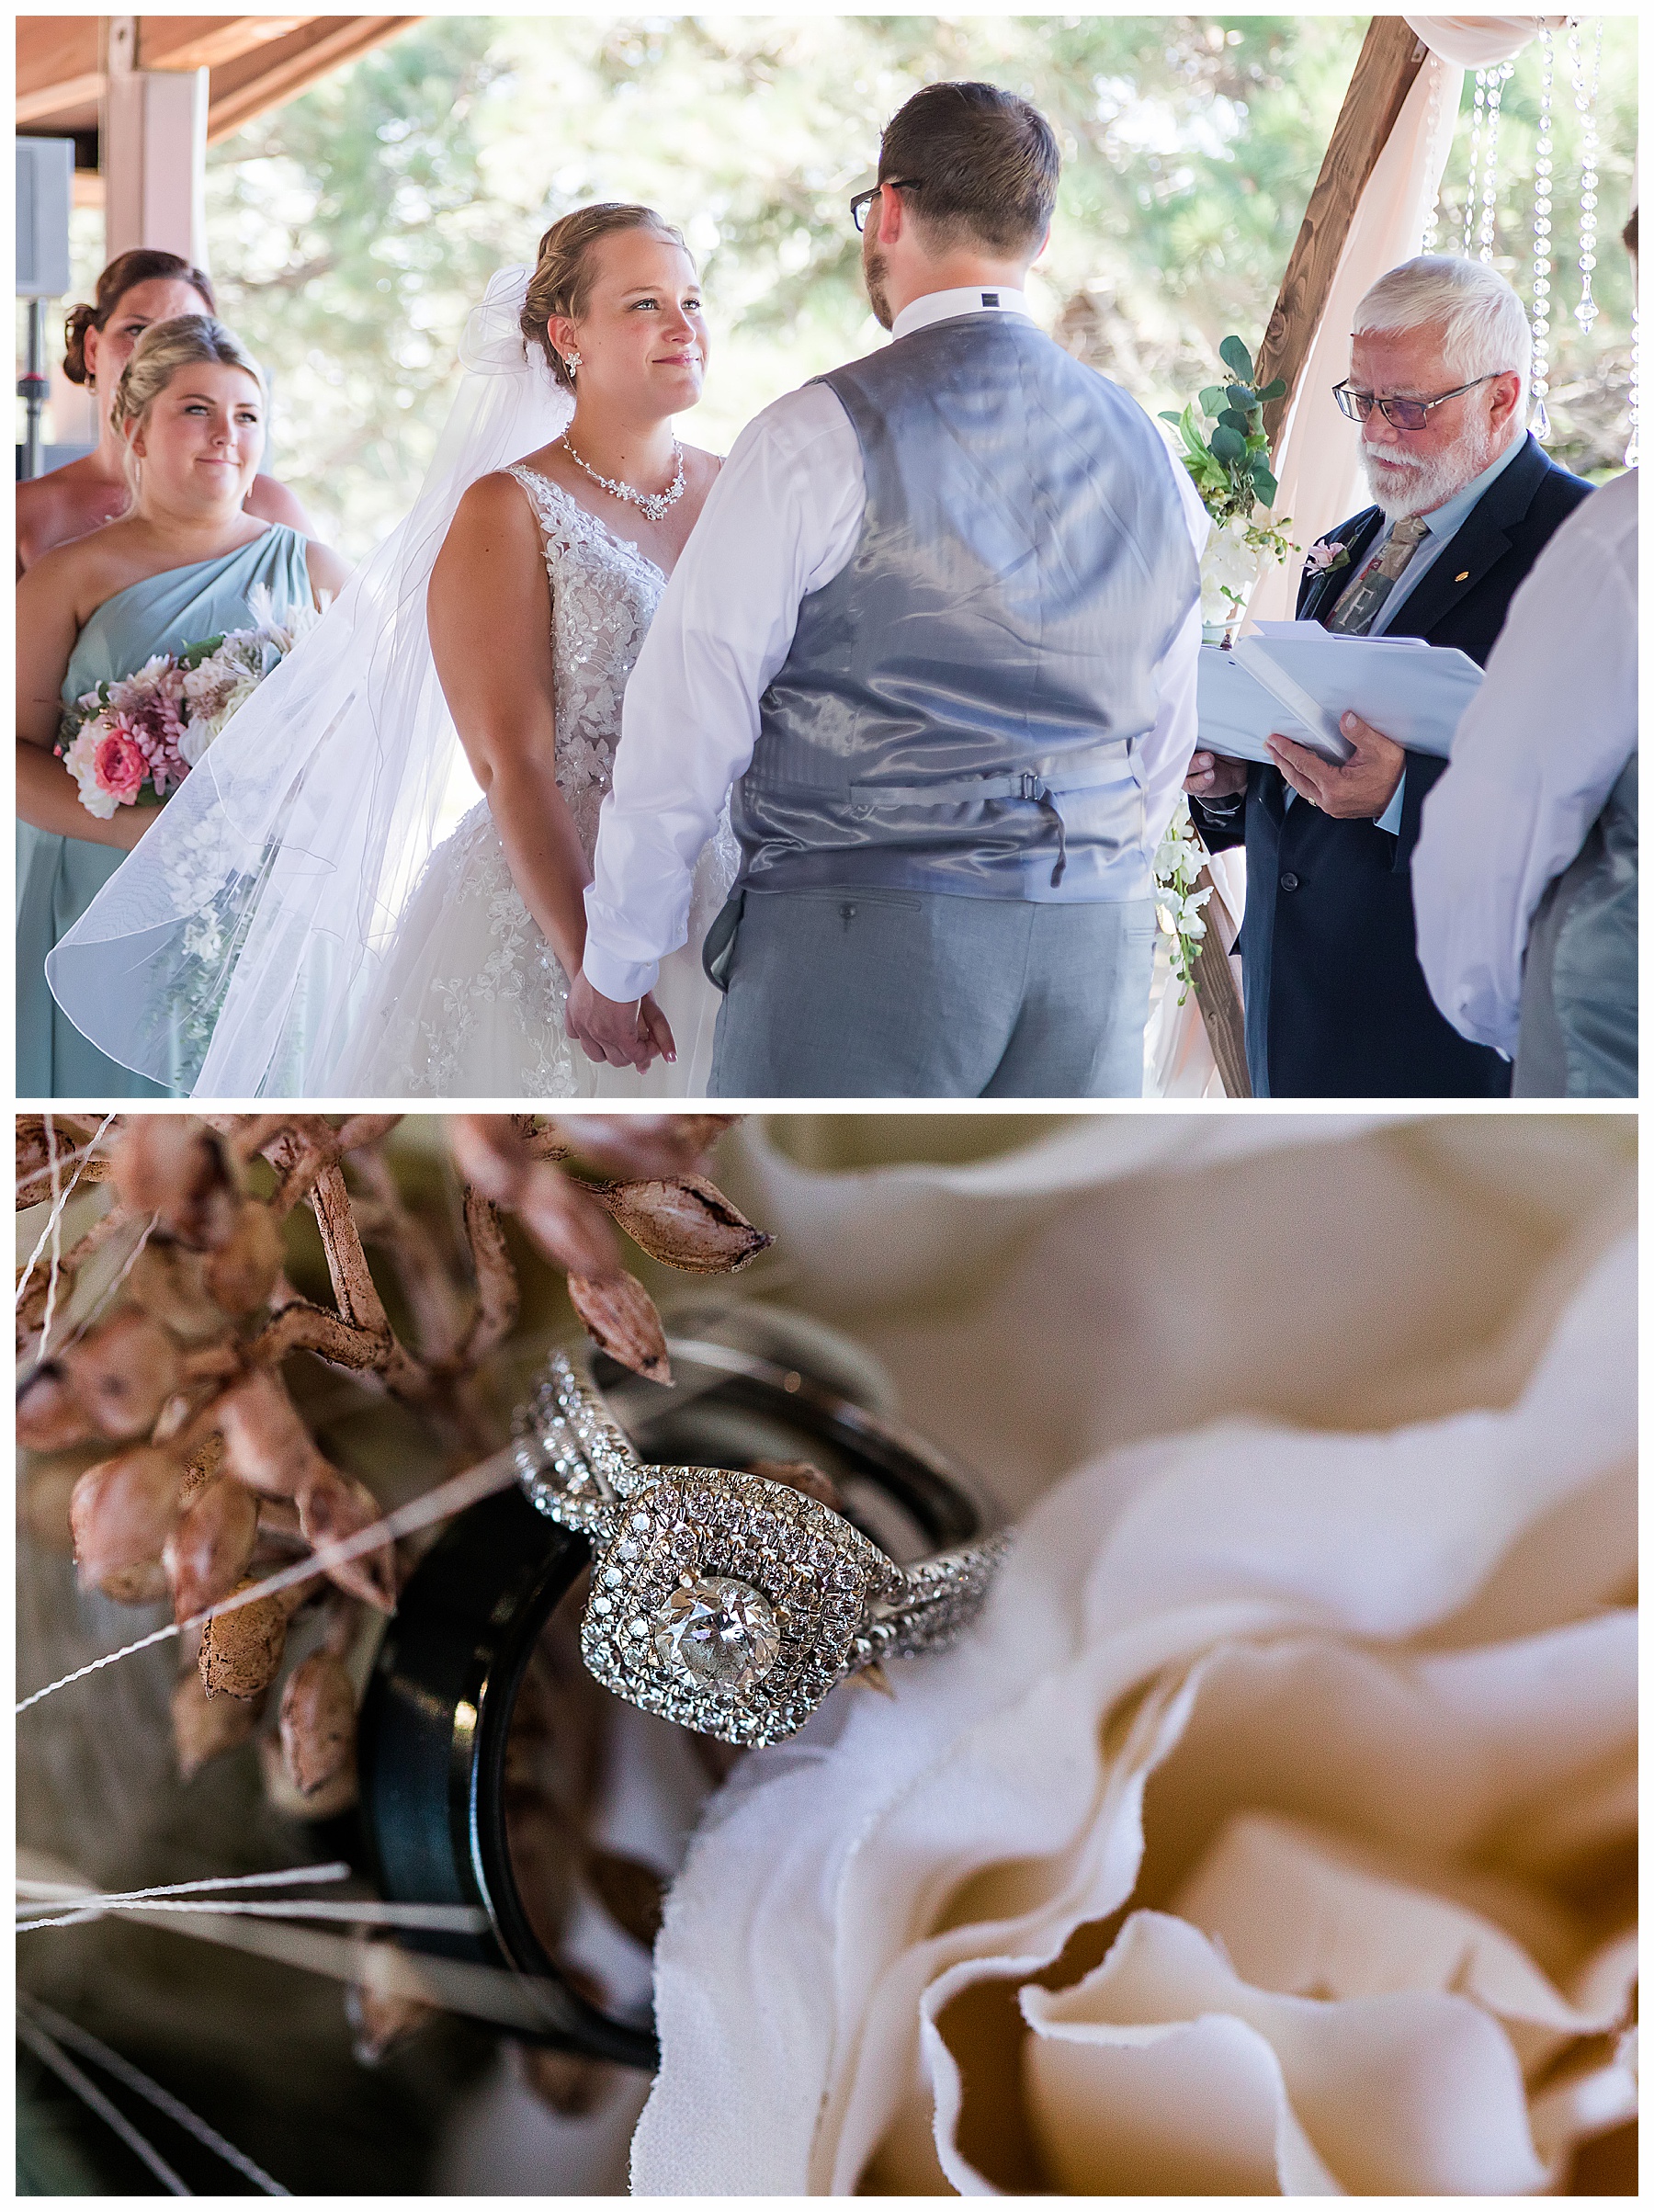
[512,1338,1009,1747]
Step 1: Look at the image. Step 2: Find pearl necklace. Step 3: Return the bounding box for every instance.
[558,435,685,522]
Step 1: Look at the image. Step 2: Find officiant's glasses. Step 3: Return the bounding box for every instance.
[1332,373,1501,431]
[851,178,923,230]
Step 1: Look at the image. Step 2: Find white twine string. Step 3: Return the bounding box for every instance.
[16,1111,118,1313]
[19,1896,489,1934]
[14,1121,117,1200]
[16,1441,522,1714]
[16,1861,349,1909]
[17,2012,191,2195]
[17,1995,289,2195]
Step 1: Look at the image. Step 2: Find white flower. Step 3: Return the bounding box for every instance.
[631,1125,1637,2197]
[1199,515,1265,623]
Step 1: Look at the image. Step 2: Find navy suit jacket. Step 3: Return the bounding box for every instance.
[1191,434,1593,1096]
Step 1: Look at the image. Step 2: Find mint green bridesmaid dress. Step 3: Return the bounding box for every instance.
[17,525,314,1097]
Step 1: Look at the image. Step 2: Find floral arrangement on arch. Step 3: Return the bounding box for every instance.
[57,585,319,821]
[1161,335,1297,634]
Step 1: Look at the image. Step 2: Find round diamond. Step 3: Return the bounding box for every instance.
[651,1576,781,1698]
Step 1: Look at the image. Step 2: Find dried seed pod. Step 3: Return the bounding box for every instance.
[17,1365,96,1453]
[294,1465,396,1611]
[17,1270,51,1362]
[450,1117,619,1278]
[199,1202,284,1316]
[346,1939,437,2065]
[278,1650,358,1798]
[517,2043,615,2119]
[111,1118,243,1250]
[566,1269,671,1384]
[748,1457,843,1513]
[257,1730,358,1821]
[69,1445,187,1599]
[59,1307,182,1438]
[215,1369,330,1500]
[125,1242,231,1344]
[164,1476,260,1624]
[585,1848,666,1948]
[596,1174,774,1276]
[550,1114,738,1178]
[198,1576,298,1699]
[171,1665,260,1779]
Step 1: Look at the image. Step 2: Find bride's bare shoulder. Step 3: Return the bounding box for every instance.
[445,468,544,542]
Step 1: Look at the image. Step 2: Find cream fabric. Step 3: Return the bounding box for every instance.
[630,1116,1634,2194]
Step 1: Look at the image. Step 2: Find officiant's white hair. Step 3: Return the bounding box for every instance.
[1353,255,1531,405]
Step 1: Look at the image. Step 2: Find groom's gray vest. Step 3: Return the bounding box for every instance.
[731,312,1199,902]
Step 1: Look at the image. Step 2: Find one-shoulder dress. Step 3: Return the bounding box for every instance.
[20,525,313,1097]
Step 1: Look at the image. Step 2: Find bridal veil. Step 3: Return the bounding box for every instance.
[46,268,573,1095]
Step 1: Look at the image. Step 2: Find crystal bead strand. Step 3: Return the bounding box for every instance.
[1461,70,1488,255]
[1570,17,1603,335]
[1530,26,1556,439]
[1420,54,1446,253]
[1477,61,1513,262]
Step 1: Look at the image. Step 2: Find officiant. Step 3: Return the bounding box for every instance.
[1185,256,1592,1097]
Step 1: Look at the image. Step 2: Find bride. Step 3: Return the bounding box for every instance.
[45,205,737,1097]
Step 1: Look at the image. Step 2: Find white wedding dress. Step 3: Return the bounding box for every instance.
[335,464,739,1097]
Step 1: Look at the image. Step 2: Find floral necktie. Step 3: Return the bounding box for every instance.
[1325,514,1431,635]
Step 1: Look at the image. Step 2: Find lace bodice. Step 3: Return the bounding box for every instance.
[506,462,666,860]
[339,462,738,1096]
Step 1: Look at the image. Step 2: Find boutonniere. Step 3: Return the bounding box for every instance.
[1303,536,1352,578]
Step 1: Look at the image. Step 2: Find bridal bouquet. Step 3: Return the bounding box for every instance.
[1161,335,1297,633]
[58,585,318,821]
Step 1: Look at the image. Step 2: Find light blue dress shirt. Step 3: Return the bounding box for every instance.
[1291,430,1528,835]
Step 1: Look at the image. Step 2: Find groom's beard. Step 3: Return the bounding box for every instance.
[864,243,895,332]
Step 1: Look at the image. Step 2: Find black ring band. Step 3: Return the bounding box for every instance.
[357,1315,995,2063]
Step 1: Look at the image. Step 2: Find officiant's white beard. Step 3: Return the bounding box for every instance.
[1361,415,1501,520]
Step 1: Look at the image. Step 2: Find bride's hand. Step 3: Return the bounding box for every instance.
[567,970,676,1072]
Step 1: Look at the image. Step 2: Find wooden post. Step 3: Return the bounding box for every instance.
[1254,17,1429,442]
[1188,865,1251,1097]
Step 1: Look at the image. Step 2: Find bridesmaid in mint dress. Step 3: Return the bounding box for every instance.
[17,314,346,1096]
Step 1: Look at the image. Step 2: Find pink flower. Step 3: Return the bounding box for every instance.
[1303,536,1352,578]
[92,722,148,804]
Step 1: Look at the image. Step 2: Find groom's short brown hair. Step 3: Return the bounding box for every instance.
[878,82,1059,257]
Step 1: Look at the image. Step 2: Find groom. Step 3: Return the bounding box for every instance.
[568,80,1205,1095]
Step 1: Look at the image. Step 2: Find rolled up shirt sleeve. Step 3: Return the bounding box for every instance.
[580,386,865,1004]
[1139,460,1210,847]
[1412,474,1637,1057]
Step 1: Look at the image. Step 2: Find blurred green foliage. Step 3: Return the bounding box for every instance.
[169,16,1640,555]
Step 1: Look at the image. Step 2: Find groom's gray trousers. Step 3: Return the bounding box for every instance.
[705,884,1157,1097]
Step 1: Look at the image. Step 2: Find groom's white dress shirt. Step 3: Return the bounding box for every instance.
[581,286,1210,1004]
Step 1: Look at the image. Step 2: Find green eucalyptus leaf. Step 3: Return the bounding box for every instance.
[1158,410,1184,425]
[1252,468,1279,505]
[1227,384,1255,410]
[1257,377,1288,403]
[1218,335,1254,380]
[1198,385,1228,416]
[1209,423,1246,463]
[1218,407,1252,437]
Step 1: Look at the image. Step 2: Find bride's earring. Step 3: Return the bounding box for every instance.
[563,350,581,380]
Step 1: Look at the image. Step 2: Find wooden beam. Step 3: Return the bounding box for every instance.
[137,17,310,74]
[1254,16,1428,442]
[1189,868,1252,1098]
[16,16,100,107]
[205,16,420,142]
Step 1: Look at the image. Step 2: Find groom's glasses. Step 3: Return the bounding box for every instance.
[1331,374,1501,431]
[850,179,924,232]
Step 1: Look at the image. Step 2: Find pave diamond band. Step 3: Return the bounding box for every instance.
[512,1341,1010,1746]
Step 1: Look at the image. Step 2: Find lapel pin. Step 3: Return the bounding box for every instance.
[1454,570,1469,582]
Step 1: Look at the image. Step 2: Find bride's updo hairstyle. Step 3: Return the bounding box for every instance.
[63,248,216,386]
[109,314,267,489]
[521,203,690,391]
